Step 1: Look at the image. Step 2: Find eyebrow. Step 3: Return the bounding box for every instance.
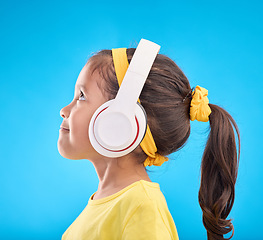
[75,84,88,94]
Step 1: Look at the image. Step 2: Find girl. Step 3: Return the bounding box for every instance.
[58,40,240,240]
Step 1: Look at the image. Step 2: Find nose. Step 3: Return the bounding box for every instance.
[60,104,71,119]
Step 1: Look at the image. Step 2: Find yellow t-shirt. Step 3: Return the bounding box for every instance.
[62,180,179,240]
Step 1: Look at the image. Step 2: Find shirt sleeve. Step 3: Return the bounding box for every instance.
[121,199,174,240]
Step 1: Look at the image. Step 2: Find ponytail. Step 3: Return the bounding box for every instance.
[198,104,240,240]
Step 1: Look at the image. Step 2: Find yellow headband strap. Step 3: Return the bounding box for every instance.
[112,48,168,167]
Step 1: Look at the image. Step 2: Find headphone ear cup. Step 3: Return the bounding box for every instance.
[88,100,147,158]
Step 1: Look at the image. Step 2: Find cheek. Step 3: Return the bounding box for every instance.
[70,107,94,139]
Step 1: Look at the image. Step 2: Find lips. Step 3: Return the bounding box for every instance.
[60,125,70,131]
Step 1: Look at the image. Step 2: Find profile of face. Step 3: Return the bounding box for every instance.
[58,62,108,160]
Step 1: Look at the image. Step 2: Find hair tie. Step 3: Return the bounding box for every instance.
[182,87,195,103]
[112,48,168,167]
[189,86,212,122]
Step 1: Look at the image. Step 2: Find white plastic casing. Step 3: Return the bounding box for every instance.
[89,100,147,157]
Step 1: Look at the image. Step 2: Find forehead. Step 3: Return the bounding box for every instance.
[75,63,103,91]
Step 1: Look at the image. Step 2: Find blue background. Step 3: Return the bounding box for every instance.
[0,0,262,239]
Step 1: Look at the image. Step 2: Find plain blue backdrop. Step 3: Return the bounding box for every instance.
[0,0,262,239]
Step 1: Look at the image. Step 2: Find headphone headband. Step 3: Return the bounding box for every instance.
[111,39,160,114]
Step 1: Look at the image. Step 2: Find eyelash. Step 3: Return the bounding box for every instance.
[77,90,86,101]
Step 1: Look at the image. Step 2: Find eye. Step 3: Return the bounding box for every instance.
[78,90,86,101]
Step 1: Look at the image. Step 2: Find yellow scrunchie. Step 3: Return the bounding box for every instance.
[112,48,168,167]
[190,85,212,122]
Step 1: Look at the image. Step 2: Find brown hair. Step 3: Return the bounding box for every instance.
[87,48,240,240]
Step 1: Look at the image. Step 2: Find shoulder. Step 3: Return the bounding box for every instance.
[121,199,177,240]
[118,180,163,206]
[120,182,169,227]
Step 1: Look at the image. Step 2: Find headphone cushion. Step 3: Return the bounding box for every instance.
[89,100,147,157]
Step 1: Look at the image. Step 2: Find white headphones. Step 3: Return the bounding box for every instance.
[88,39,160,157]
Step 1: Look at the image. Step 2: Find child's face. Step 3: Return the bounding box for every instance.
[58,62,108,160]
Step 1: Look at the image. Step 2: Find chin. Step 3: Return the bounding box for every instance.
[57,142,74,159]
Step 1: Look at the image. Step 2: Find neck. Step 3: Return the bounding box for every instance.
[90,154,151,194]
